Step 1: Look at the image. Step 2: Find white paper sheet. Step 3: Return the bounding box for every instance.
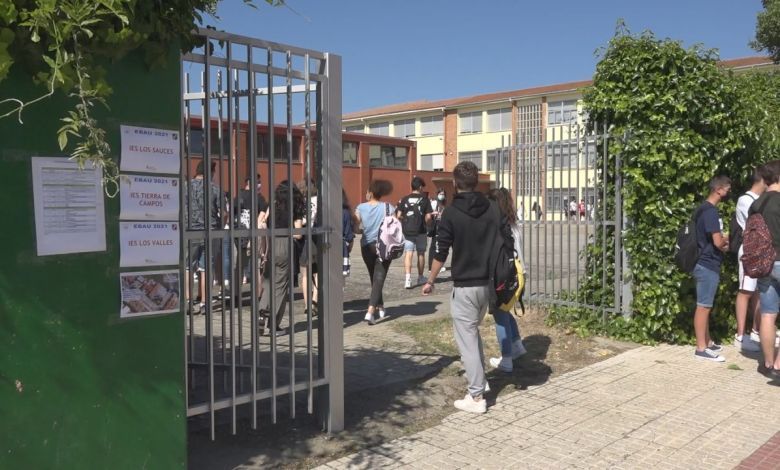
[120,125,180,174]
[119,174,180,221]
[31,157,107,256]
[119,221,180,267]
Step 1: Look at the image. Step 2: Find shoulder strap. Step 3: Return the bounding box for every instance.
[385,202,391,217]
[747,192,758,201]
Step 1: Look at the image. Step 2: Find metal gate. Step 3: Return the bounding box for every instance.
[180,28,343,439]
[494,122,631,320]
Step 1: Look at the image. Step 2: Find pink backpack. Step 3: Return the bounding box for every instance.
[376,203,405,261]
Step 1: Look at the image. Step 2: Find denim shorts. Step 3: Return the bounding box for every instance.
[757,261,780,315]
[693,263,720,308]
[403,233,427,253]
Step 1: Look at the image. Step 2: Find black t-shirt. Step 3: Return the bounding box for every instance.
[234,189,268,229]
[398,192,433,236]
[749,191,780,261]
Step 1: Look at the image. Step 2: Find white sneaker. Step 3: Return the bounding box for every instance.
[378,308,388,319]
[489,356,513,372]
[417,275,427,287]
[694,349,725,362]
[441,266,447,273]
[750,330,761,343]
[511,339,527,359]
[364,312,375,325]
[404,276,412,289]
[454,394,487,414]
[734,334,761,352]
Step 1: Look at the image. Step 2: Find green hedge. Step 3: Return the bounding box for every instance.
[548,28,780,344]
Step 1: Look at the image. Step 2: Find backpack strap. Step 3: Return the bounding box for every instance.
[385,202,391,217]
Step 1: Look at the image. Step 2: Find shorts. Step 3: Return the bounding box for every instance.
[693,263,720,308]
[757,261,780,315]
[299,237,319,273]
[403,233,427,253]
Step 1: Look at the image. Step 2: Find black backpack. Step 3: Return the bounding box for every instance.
[674,205,704,273]
[728,193,757,254]
[399,194,426,235]
[488,203,525,315]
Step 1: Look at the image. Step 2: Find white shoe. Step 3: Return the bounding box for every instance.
[378,308,387,319]
[404,277,412,289]
[750,330,761,343]
[441,266,447,273]
[489,356,513,372]
[734,334,761,352]
[454,393,487,414]
[511,339,527,359]
[417,275,427,287]
[364,312,375,325]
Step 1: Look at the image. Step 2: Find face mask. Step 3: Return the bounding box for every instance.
[437,195,445,201]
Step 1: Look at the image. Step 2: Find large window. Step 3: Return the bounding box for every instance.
[188,128,229,157]
[487,108,511,132]
[545,142,577,169]
[393,119,416,138]
[545,188,578,213]
[486,149,510,172]
[255,133,301,162]
[368,122,389,136]
[458,151,483,170]
[547,100,578,125]
[420,115,443,136]
[459,111,482,134]
[344,124,364,133]
[369,145,408,168]
[420,153,444,172]
[343,141,358,166]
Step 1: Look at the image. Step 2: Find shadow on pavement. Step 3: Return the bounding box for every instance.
[485,334,553,401]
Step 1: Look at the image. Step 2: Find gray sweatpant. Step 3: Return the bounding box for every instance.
[451,285,490,397]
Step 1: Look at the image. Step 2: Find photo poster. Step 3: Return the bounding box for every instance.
[119,174,179,221]
[120,270,180,318]
[119,125,181,174]
[119,221,180,267]
[31,157,107,256]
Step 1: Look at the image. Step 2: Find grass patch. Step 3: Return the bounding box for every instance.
[391,316,503,359]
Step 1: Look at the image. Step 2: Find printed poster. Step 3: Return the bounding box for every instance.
[120,270,180,318]
[120,125,180,174]
[31,157,106,256]
[119,221,180,267]
[120,174,179,221]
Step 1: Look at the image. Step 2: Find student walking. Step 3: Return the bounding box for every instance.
[486,188,527,372]
[342,189,355,278]
[258,180,304,336]
[423,161,498,414]
[428,189,447,273]
[692,176,731,362]
[750,160,780,380]
[355,180,395,325]
[397,176,433,289]
[733,168,765,352]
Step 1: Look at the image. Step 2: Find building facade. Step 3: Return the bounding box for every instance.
[343,56,775,219]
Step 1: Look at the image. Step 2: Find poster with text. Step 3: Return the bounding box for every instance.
[120,270,180,318]
[119,221,180,267]
[31,157,106,256]
[120,174,179,220]
[120,125,180,174]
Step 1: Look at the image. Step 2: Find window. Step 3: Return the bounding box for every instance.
[345,124,364,133]
[368,122,389,136]
[393,119,416,138]
[256,133,301,162]
[458,151,483,170]
[487,108,511,132]
[581,140,597,167]
[545,188,578,213]
[486,149,510,172]
[547,100,578,125]
[459,111,482,134]
[188,128,229,157]
[368,145,407,168]
[545,142,577,169]
[343,141,358,166]
[420,153,444,172]
[420,115,443,136]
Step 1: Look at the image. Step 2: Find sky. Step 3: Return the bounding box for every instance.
[209,0,766,114]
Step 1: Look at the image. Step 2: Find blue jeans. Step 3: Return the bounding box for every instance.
[492,310,520,357]
[757,261,780,314]
[693,263,720,308]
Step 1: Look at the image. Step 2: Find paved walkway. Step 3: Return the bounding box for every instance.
[319,344,780,469]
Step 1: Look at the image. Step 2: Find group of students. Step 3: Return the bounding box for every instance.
[351,163,527,413]
[689,164,780,382]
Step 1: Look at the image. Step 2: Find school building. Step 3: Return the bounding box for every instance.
[342,56,775,219]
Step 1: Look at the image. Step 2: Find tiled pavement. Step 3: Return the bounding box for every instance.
[319,344,780,469]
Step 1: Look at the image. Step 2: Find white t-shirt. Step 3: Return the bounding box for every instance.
[736,190,759,257]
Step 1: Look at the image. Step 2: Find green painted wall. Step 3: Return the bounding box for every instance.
[0,48,185,469]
